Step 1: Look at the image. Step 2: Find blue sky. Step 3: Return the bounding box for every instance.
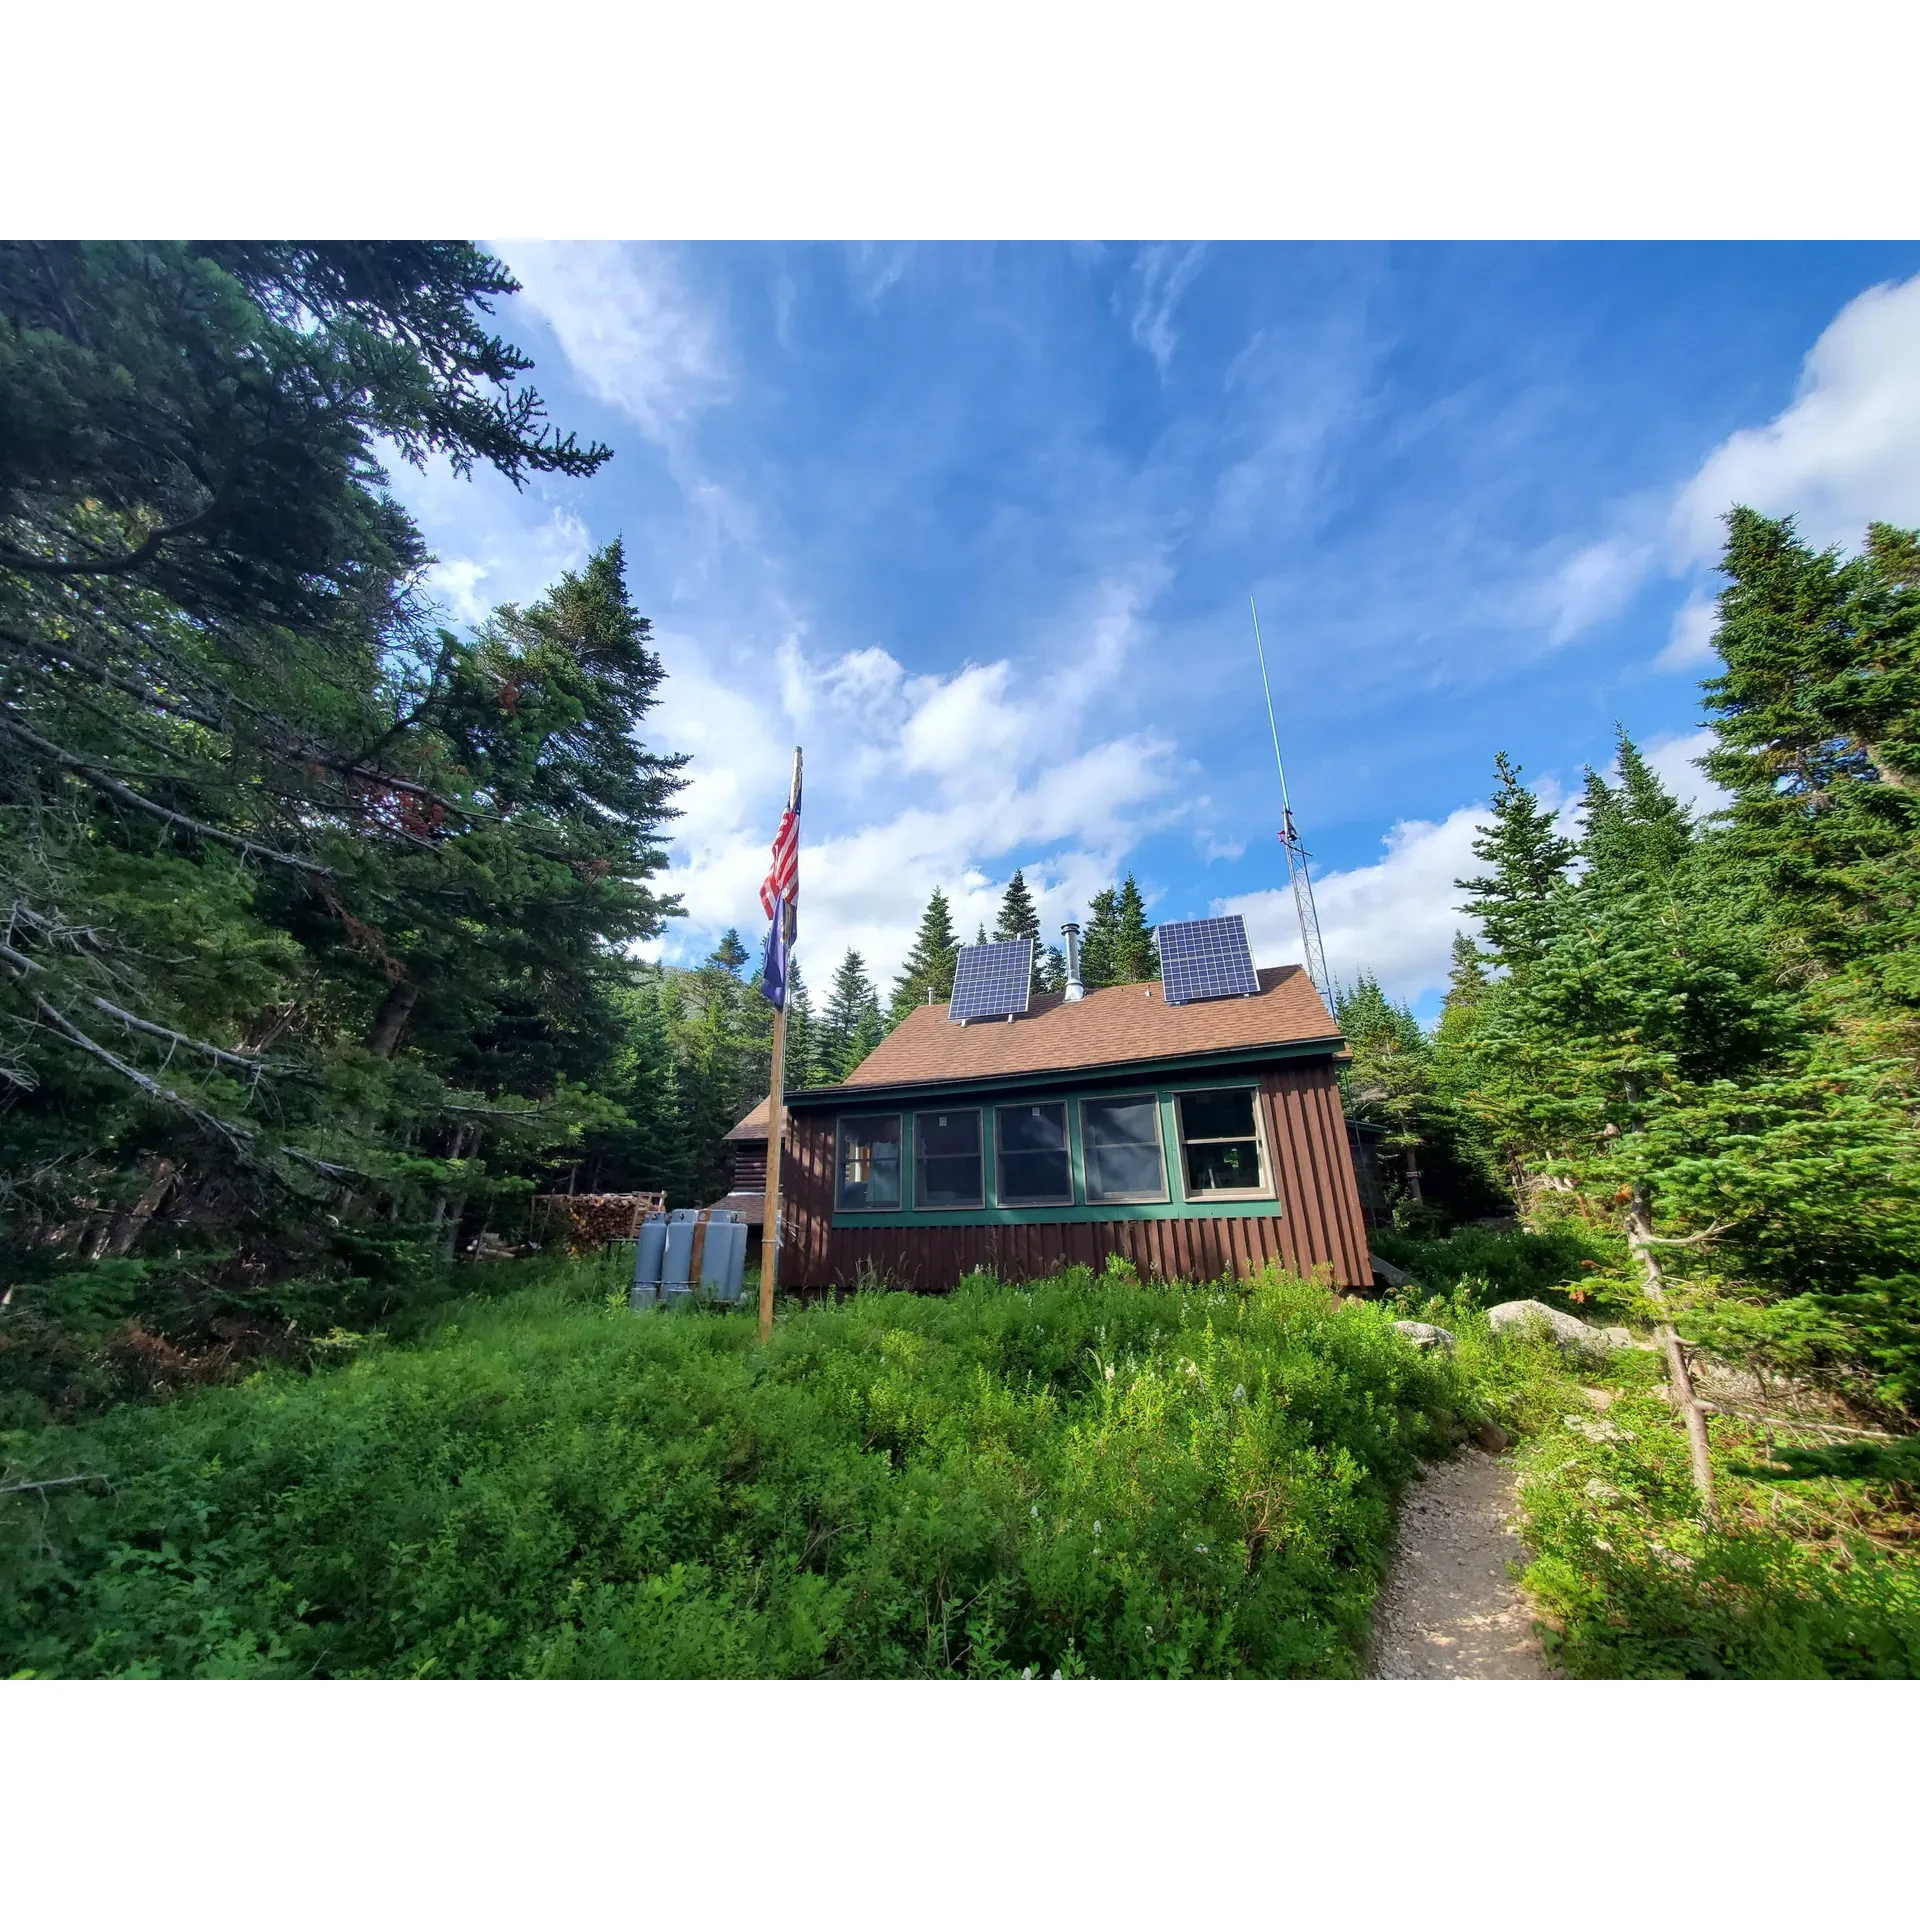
[387,243,1920,1018]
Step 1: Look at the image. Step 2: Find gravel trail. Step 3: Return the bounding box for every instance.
[1369,1449,1559,1680]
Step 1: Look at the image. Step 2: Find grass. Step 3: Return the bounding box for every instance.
[3,1258,1481,1679]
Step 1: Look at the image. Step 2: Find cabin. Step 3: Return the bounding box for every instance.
[763,954,1374,1295]
[718,1102,771,1256]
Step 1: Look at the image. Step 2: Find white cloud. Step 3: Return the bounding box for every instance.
[383,451,593,625]
[496,242,727,446]
[1126,243,1207,374]
[644,573,1186,984]
[1540,533,1657,644]
[1523,273,1920,662]
[1657,589,1721,671]
[1672,273,1920,563]
[1216,804,1494,1006]
[1641,728,1728,817]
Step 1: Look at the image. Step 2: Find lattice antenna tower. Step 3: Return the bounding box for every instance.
[1249,596,1336,1014]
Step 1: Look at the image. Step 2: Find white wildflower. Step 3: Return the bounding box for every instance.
[1092,1520,1101,1536]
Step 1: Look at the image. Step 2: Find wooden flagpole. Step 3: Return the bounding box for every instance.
[759,747,801,1344]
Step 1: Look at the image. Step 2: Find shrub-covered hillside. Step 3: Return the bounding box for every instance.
[4,1265,1483,1679]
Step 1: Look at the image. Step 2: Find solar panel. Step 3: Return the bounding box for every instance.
[949,938,1033,1022]
[1156,915,1260,1007]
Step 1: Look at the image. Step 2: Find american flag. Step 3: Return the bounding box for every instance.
[757,765,801,1010]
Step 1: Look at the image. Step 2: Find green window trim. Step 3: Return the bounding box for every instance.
[822,1083,1289,1229]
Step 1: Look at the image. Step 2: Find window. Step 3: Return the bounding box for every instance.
[1081,1094,1168,1203]
[995,1102,1073,1206]
[1176,1087,1268,1196]
[837,1113,902,1210]
[914,1108,983,1209]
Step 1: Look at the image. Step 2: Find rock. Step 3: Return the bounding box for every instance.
[1563,1414,1622,1441]
[1580,1386,1615,1411]
[1471,1419,1512,1453]
[1583,1477,1628,1506]
[1486,1298,1633,1356]
[1392,1319,1456,1353]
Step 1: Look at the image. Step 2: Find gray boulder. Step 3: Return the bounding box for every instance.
[1486,1298,1634,1356]
[1391,1320,1456,1354]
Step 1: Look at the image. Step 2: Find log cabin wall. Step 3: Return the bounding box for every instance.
[779,1056,1372,1295]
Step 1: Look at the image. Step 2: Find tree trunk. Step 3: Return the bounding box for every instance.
[103,1157,178,1256]
[365,979,419,1058]
[1403,1142,1424,1205]
[1627,1185,1717,1518]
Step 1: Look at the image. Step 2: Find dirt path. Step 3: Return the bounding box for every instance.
[1369,1449,1559,1679]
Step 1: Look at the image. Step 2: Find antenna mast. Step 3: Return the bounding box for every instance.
[1250,596,1336,1014]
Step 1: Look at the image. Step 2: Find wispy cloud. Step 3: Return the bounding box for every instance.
[1126,243,1208,374]
[497,242,728,446]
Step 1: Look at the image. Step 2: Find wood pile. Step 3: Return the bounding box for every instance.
[531,1192,667,1252]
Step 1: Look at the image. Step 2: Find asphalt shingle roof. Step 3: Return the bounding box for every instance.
[830,965,1339,1092]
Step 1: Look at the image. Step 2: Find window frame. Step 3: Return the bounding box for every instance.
[834,1111,904,1213]
[1078,1092,1170,1204]
[1171,1083,1276,1203]
[993,1099,1076,1208]
[912,1105,986,1211]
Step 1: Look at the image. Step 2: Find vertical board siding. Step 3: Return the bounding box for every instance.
[778,1058,1373,1295]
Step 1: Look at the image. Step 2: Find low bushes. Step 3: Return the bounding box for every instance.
[4,1263,1475,1679]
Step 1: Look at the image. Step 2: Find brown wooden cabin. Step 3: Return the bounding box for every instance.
[718,1102,770,1254]
[753,964,1374,1296]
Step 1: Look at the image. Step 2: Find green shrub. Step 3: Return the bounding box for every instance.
[3,1266,1480,1679]
[1437,1332,1920,1679]
[1370,1224,1606,1309]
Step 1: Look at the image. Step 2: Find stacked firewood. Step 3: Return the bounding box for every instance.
[531,1192,667,1252]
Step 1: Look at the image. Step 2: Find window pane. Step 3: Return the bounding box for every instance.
[999,1103,1066,1155]
[1184,1138,1262,1191]
[1088,1143,1165,1200]
[1083,1096,1166,1201]
[916,1109,983,1208]
[838,1114,901,1210]
[1180,1086,1256,1141]
[996,1103,1072,1206]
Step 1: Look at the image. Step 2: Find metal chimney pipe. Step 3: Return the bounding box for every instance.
[1061,921,1084,1002]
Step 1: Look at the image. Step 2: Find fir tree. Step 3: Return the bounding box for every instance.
[888,888,960,1025]
[1038,945,1067,996]
[1457,752,1576,972]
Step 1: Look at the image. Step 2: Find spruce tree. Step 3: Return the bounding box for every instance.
[995,866,1045,995]
[1038,945,1067,996]
[995,868,1041,944]
[1112,874,1160,982]
[1457,752,1576,972]
[887,888,960,1025]
[821,948,881,1080]
[1078,886,1121,989]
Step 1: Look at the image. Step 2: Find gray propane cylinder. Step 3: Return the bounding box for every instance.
[701,1211,742,1301]
[630,1213,668,1310]
[724,1218,749,1302]
[661,1209,700,1299]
